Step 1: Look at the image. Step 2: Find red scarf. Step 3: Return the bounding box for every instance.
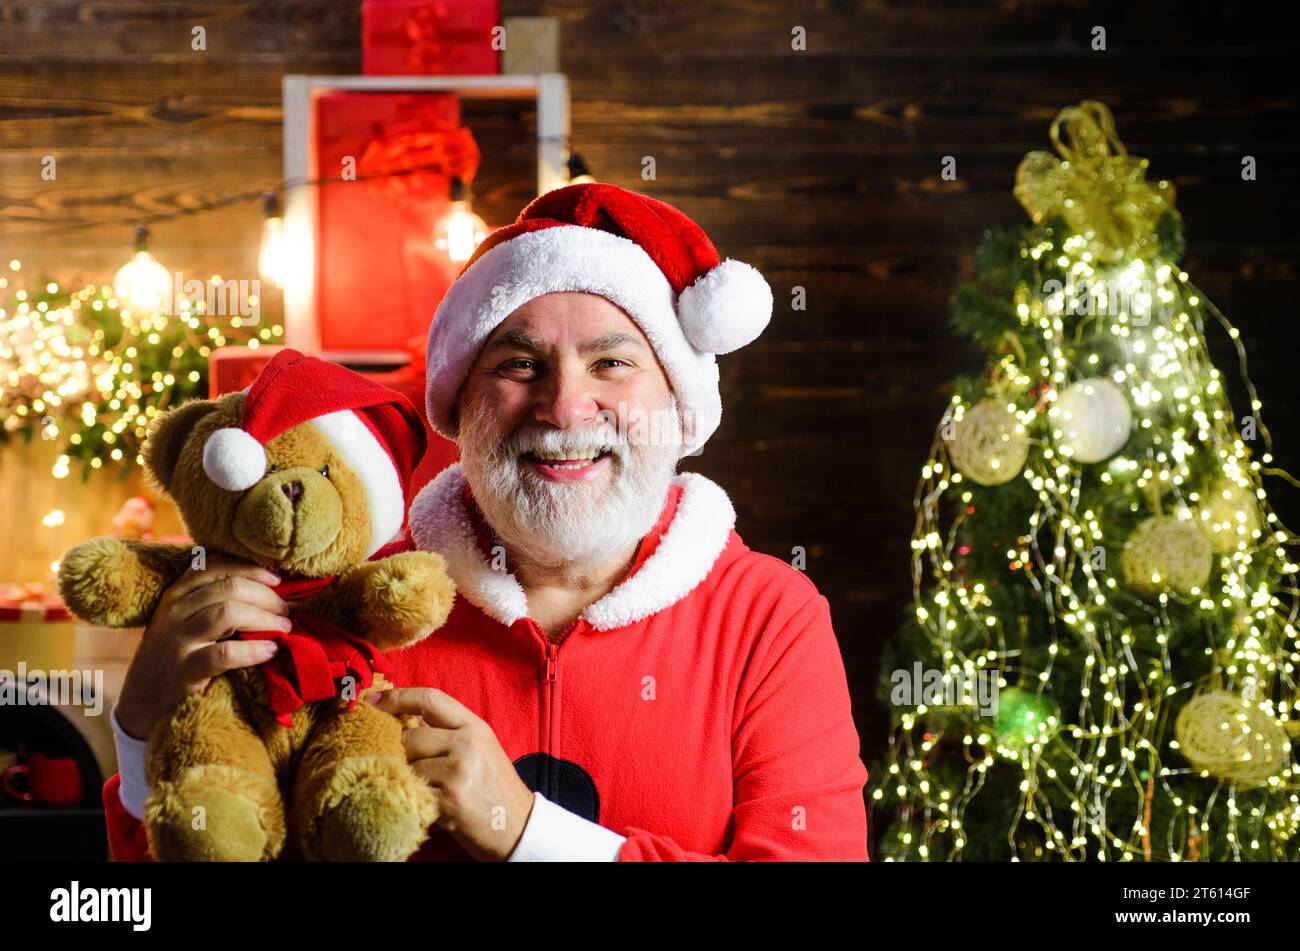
[237,575,392,728]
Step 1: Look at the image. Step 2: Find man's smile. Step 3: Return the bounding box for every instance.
[522,450,613,482]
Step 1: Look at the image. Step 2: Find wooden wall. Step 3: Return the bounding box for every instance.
[3,1,1299,768]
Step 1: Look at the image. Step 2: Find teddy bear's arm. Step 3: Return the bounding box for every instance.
[57,538,195,628]
[304,550,455,651]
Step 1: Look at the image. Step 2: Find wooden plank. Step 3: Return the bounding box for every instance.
[0,0,363,60]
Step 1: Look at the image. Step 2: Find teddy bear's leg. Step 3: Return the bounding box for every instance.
[293,697,439,862]
[144,678,287,862]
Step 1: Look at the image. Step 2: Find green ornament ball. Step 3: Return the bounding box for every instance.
[994,687,1059,757]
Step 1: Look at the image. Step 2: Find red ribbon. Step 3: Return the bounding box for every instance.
[238,576,392,728]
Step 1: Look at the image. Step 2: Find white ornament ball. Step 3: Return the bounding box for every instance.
[1054,377,1132,463]
[1120,515,1213,598]
[949,399,1029,486]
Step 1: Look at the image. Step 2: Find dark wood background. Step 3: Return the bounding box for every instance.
[3,0,1299,771]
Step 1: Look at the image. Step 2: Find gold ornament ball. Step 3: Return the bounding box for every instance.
[1175,691,1290,789]
[948,399,1030,486]
[1199,481,1262,553]
[1120,515,1212,597]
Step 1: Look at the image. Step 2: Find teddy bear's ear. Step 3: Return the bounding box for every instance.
[142,393,241,497]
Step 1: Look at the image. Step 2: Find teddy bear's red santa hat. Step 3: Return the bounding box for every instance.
[201,348,426,558]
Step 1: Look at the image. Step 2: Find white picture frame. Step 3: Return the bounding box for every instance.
[281,73,571,363]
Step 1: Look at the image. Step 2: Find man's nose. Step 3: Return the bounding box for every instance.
[533,368,601,429]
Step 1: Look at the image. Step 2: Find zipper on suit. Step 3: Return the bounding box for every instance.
[529,621,575,768]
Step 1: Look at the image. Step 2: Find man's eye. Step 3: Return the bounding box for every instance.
[595,358,629,370]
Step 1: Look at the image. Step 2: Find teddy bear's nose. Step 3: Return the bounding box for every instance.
[281,481,304,505]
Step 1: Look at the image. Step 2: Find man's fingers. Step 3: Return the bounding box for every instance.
[184,637,280,680]
[179,574,289,625]
[402,725,457,761]
[186,600,293,644]
[164,553,281,603]
[411,756,457,791]
[368,687,476,728]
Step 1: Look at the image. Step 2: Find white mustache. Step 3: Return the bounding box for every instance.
[505,424,628,460]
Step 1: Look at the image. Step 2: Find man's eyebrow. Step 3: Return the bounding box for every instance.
[579,332,644,355]
[484,328,547,353]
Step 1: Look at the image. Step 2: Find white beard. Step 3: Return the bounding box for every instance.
[457,397,681,572]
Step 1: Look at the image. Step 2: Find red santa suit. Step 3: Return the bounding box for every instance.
[102,464,870,861]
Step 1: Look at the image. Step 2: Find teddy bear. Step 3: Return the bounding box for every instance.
[57,348,456,862]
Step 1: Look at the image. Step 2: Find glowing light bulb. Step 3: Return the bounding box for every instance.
[566,152,596,185]
[259,192,288,289]
[113,226,172,313]
[433,177,488,263]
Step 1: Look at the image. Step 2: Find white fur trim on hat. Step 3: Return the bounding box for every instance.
[678,259,773,355]
[307,410,404,559]
[406,463,735,630]
[203,427,266,492]
[425,225,721,458]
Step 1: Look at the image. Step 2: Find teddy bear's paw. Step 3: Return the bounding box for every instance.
[145,765,286,862]
[363,550,456,644]
[57,537,156,627]
[310,757,439,862]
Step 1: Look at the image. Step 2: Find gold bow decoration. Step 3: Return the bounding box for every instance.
[1013,101,1181,262]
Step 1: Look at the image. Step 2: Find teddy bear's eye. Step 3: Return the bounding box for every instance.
[319,464,329,479]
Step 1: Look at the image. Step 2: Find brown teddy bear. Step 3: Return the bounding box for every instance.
[57,348,456,862]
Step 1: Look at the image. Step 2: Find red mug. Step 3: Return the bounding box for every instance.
[2,753,83,807]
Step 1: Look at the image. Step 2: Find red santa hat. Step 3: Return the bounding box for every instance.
[201,348,426,558]
[424,182,773,457]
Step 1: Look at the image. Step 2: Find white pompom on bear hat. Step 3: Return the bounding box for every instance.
[424,182,773,457]
[200,347,427,558]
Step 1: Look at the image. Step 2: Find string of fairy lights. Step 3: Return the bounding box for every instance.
[877,228,1300,861]
[1,138,598,475]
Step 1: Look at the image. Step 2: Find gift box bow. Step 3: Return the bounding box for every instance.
[358,123,481,201]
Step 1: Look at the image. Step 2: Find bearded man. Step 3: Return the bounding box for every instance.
[102,183,869,862]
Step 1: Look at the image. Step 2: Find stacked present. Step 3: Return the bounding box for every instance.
[361,0,501,75]
[0,583,75,672]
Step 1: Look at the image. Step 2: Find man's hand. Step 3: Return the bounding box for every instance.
[368,687,536,862]
[115,554,292,741]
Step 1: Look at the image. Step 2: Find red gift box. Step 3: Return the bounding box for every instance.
[0,583,70,623]
[312,91,481,357]
[362,0,500,76]
[0,582,74,673]
[209,344,286,398]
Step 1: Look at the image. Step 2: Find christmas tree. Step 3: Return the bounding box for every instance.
[872,101,1300,861]
[0,264,270,479]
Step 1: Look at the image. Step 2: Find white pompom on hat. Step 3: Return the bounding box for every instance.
[424,182,774,457]
[198,348,427,558]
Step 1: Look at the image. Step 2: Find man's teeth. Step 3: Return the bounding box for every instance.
[531,449,608,465]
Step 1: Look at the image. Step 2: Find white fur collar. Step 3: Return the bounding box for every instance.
[406,464,736,631]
